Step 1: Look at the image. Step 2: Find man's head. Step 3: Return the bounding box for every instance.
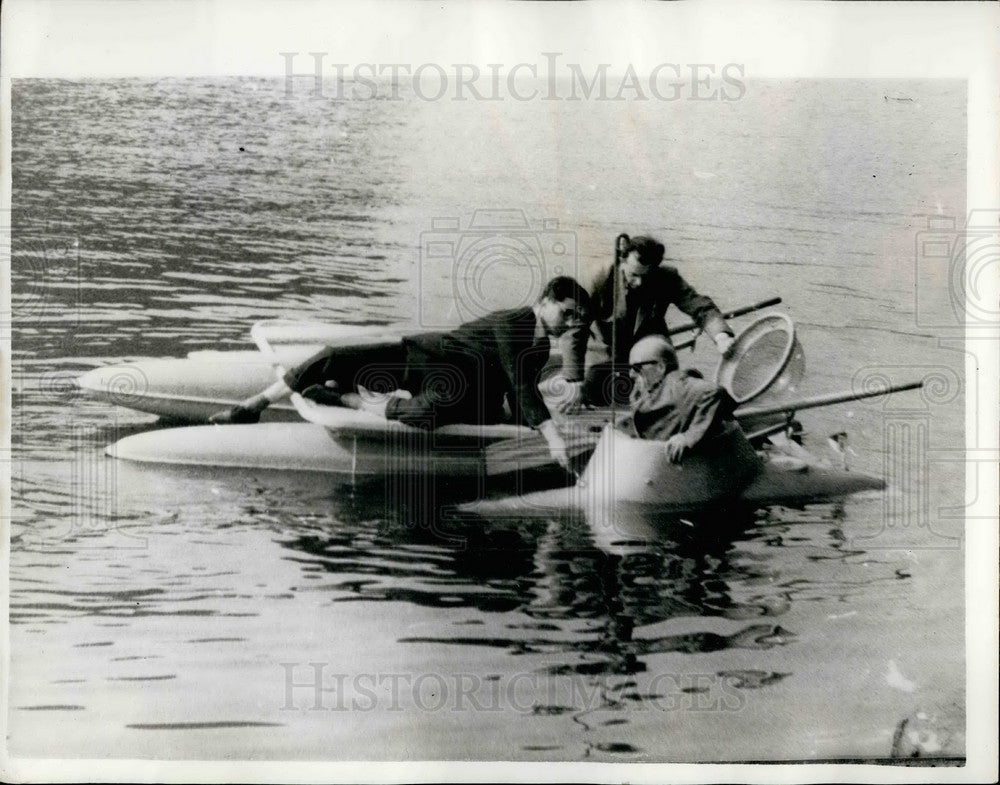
[535,276,591,337]
[620,236,665,290]
[628,334,678,394]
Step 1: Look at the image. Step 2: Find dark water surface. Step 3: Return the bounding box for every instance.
[8,78,965,761]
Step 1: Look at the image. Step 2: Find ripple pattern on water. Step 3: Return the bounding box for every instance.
[8,77,966,762]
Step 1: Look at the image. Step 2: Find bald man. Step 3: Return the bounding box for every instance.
[617,334,741,463]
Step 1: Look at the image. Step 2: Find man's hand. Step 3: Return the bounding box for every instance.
[539,420,571,470]
[209,404,261,425]
[664,434,688,463]
[553,380,585,415]
[714,333,736,357]
[547,436,571,470]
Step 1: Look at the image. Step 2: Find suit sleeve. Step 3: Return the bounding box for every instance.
[495,323,553,429]
[678,384,732,448]
[555,326,587,382]
[664,267,731,338]
[585,265,616,350]
[539,264,613,383]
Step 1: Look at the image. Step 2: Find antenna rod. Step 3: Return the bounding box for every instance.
[611,233,629,418]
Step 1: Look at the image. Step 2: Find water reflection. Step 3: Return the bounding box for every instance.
[274,485,796,678]
[264,489,813,755]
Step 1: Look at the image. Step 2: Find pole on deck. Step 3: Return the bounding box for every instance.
[667,296,783,337]
[735,380,924,421]
[611,233,629,418]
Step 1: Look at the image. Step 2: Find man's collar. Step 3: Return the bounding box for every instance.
[532,305,546,343]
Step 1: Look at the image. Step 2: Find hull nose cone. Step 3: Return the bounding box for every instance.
[77,365,150,400]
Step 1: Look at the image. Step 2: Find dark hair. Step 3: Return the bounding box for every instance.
[539,275,591,313]
[623,236,665,267]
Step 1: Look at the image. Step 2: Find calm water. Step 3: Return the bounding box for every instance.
[8,78,966,761]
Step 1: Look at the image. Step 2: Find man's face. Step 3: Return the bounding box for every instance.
[628,358,666,396]
[538,296,587,337]
[621,252,654,290]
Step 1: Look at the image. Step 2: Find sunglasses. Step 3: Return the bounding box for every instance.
[628,360,660,374]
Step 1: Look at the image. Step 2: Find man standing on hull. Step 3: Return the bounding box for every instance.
[210,276,592,468]
[563,235,737,407]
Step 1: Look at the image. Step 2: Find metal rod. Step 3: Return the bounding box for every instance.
[667,296,783,337]
[744,419,794,442]
[610,234,629,420]
[734,380,924,420]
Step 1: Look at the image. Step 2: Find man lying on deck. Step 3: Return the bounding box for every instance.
[616,334,746,464]
[561,235,737,408]
[209,276,592,468]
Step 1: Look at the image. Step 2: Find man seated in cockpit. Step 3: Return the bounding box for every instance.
[616,335,747,465]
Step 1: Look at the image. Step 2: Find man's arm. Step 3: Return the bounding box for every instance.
[663,267,734,349]
[677,385,729,449]
[496,337,552,429]
[552,264,613,384]
[492,318,576,468]
[510,347,573,468]
[541,326,588,415]
[662,378,734,462]
[555,325,587,382]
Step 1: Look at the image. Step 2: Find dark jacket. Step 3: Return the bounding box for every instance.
[585,263,729,365]
[617,369,761,494]
[618,369,736,444]
[390,307,553,428]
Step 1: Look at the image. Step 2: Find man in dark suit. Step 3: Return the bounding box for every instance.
[561,235,737,407]
[341,277,589,427]
[210,276,591,467]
